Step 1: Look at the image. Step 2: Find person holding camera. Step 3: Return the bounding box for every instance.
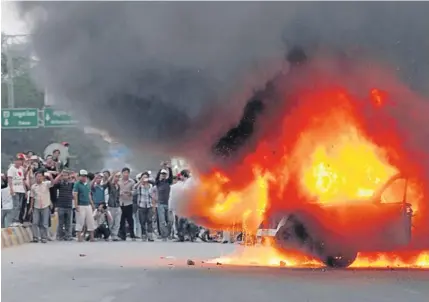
[92,202,112,241]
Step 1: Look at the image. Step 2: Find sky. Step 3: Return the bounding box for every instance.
[1,1,28,35]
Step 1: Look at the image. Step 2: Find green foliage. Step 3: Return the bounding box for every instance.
[1,33,7,77]
[1,52,6,76]
[1,38,107,172]
[1,72,44,108]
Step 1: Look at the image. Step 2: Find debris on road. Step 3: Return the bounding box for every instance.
[79,253,86,257]
[187,259,195,266]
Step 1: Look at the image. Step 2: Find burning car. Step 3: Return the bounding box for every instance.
[257,173,414,268]
[179,46,428,269]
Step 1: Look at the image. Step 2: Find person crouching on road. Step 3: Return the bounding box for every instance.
[29,171,54,243]
[73,170,96,242]
[91,202,112,241]
[133,173,156,241]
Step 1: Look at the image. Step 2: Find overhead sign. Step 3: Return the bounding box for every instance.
[43,108,79,127]
[1,108,39,129]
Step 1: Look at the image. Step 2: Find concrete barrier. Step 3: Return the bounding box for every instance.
[1,226,34,248]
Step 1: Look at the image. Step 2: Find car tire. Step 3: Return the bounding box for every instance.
[324,251,358,268]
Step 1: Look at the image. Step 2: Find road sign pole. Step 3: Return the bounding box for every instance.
[5,43,15,108]
[38,109,45,127]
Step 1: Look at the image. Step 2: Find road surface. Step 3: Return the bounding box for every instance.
[2,241,429,302]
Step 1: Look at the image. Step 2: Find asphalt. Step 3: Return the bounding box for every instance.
[2,241,429,302]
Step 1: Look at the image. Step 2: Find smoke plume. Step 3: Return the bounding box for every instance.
[16,2,429,169]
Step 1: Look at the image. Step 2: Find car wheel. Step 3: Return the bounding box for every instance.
[324,251,358,268]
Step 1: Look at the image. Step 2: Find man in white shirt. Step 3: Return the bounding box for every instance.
[29,171,54,243]
[1,174,13,228]
[168,174,185,239]
[7,154,27,226]
[174,170,199,242]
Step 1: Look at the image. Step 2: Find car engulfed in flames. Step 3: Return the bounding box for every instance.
[257,174,413,268]
[178,48,429,269]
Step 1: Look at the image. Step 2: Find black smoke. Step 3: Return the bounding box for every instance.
[213,46,308,159]
[15,1,429,169]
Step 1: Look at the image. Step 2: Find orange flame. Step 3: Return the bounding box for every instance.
[185,56,429,268]
[211,246,429,269]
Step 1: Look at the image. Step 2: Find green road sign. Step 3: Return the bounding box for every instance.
[1,108,39,129]
[43,108,79,127]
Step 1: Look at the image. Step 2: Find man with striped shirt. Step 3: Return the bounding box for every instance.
[53,170,74,241]
[133,173,156,241]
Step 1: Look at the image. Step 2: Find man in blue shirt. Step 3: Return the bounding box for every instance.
[91,173,105,208]
[73,170,96,242]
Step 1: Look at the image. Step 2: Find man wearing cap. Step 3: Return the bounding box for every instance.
[133,173,156,241]
[73,170,96,242]
[7,154,27,226]
[153,163,173,241]
[118,167,136,241]
[29,171,54,243]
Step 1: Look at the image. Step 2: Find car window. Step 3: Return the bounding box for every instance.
[380,178,407,203]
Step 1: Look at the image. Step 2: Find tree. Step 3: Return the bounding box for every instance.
[1,37,107,172]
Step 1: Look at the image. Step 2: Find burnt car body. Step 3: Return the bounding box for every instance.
[257,173,413,268]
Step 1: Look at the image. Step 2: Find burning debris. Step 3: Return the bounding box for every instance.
[187,259,196,266]
[209,246,429,269]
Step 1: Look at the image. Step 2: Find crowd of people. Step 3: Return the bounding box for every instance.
[1,147,237,244]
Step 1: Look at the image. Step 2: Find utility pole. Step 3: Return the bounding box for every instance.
[3,34,30,108]
[5,41,15,108]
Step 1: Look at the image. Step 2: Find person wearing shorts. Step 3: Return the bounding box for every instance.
[73,169,96,242]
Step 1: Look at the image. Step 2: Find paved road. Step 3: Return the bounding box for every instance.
[2,242,429,302]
